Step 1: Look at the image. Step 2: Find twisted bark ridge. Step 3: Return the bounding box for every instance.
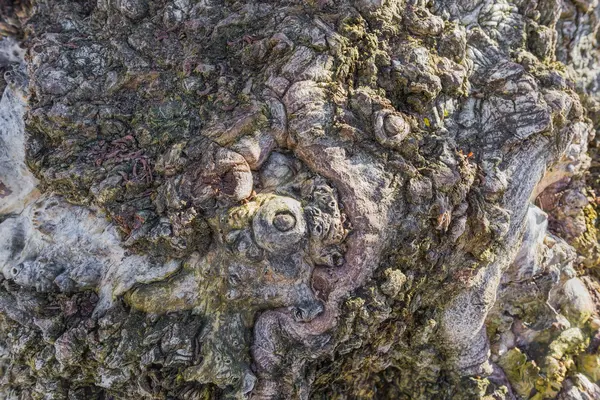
[2,0,600,398]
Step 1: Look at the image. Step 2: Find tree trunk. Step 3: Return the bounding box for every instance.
[1,0,600,398]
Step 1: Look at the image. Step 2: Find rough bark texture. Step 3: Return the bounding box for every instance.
[2,0,600,399]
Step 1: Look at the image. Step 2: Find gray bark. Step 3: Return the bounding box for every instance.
[1,0,600,399]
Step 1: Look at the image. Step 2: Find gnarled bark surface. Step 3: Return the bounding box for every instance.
[1,0,600,398]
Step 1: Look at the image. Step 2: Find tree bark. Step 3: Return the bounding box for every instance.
[1,0,600,398]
